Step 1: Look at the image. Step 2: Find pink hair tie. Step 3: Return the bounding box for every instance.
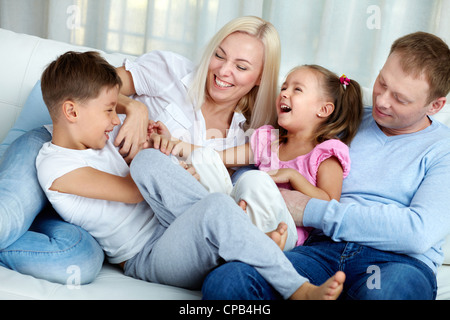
[340,74,351,88]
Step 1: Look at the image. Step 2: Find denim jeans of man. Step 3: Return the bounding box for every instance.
[0,127,104,284]
[202,234,437,300]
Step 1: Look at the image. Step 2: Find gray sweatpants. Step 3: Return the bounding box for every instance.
[189,147,298,251]
[125,148,307,299]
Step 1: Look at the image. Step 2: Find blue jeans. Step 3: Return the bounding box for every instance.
[202,234,437,300]
[0,127,104,284]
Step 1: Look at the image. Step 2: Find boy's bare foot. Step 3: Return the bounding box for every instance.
[266,222,288,250]
[290,271,346,300]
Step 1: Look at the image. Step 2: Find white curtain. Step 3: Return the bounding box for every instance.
[1,0,449,90]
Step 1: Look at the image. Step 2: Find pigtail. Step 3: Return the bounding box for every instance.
[312,67,363,145]
[330,77,363,145]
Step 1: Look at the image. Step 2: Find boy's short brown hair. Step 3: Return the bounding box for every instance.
[390,32,450,103]
[41,51,122,119]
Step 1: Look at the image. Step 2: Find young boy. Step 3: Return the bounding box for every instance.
[37,51,155,265]
[36,51,345,299]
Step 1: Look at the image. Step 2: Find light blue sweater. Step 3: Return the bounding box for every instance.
[304,107,450,273]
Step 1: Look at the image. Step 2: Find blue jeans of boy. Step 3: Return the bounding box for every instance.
[202,234,437,300]
[0,127,104,284]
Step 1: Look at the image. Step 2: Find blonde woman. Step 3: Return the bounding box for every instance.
[115,16,281,162]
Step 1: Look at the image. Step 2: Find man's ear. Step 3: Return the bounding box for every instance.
[62,100,79,122]
[427,97,447,116]
[317,103,335,118]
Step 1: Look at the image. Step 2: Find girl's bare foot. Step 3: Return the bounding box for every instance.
[290,271,346,300]
[238,199,247,213]
[266,222,288,250]
[238,199,288,250]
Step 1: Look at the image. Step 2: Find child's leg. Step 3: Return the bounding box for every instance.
[130,149,209,227]
[231,170,298,251]
[125,192,308,299]
[188,147,233,194]
[128,149,343,300]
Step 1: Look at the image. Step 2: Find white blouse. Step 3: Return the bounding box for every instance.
[124,50,248,151]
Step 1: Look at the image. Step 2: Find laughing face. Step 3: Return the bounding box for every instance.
[276,67,328,134]
[206,32,264,109]
[76,85,121,150]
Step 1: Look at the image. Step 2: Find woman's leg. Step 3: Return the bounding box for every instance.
[0,127,104,284]
[129,149,308,299]
[0,127,51,248]
[0,205,104,284]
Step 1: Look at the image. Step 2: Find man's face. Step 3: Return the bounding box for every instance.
[372,52,435,136]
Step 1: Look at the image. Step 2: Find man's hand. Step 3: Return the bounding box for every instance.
[279,188,311,227]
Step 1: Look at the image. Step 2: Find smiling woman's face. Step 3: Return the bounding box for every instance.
[206,32,264,108]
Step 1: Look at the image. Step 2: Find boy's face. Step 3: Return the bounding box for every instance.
[372,52,435,136]
[76,85,121,150]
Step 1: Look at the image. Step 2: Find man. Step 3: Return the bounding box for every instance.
[202,31,450,300]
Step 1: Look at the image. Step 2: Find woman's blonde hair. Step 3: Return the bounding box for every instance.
[189,16,281,130]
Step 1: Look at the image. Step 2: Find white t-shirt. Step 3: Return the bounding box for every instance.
[124,50,248,151]
[36,119,159,264]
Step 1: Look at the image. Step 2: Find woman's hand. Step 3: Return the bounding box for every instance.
[115,95,149,163]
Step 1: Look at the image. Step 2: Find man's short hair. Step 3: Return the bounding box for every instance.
[390,32,450,103]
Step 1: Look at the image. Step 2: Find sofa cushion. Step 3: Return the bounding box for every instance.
[0,263,201,299]
[0,81,50,158]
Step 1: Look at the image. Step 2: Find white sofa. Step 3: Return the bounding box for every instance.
[0,28,201,300]
[1,28,450,300]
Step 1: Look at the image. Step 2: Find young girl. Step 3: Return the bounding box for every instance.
[157,65,363,250]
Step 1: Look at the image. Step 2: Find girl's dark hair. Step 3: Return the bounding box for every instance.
[279,65,363,145]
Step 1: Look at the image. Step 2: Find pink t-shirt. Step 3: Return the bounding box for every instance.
[250,125,351,245]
